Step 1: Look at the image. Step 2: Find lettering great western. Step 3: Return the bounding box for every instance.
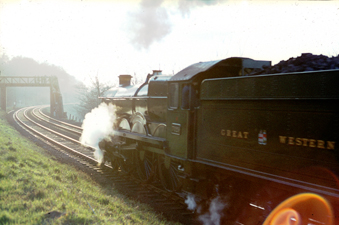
[279,136,335,150]
[221,129,249,139]
[220,129,336,150]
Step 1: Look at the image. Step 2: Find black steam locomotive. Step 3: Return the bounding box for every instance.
[99,57,339,224]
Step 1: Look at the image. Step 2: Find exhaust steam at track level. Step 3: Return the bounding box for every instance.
[185,194,227,225]
[79,103,117,164]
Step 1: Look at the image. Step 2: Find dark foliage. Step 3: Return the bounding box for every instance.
[74,75,113,118]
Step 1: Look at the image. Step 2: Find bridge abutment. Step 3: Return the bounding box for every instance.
[0,86,6,111]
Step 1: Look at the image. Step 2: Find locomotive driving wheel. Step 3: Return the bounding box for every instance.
[158,155,181,192]
[130,113,156,181]
[135,145,156,182]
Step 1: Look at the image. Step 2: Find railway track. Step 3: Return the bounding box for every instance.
[12,106,195,224]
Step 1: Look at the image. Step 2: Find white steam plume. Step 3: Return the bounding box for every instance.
[199,197,226,225]
[185,194,227,225]
[185,194,197,211]
[79,102,117,164]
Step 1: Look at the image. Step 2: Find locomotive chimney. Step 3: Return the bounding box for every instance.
[118,75,132,87]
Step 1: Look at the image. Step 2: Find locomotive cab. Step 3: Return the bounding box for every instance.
[166,57,271,159]
[166,81,198,158]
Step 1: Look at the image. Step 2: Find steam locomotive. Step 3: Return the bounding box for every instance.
[99,57,339,224]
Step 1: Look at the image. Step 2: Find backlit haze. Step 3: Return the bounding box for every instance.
[1,0,339,84]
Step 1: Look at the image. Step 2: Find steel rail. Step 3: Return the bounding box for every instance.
[14,107,96,163]
[38,106,83,131]
[32,106,82,134]
[29,108,83,144]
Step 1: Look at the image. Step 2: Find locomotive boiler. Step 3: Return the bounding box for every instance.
[99,57,339,224]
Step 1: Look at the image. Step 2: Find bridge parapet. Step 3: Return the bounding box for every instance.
[0,76,65,118]
[0,76,52,87]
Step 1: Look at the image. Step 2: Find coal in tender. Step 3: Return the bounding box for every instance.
[251,53,339,75]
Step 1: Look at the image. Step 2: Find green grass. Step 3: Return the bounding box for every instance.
[0,111,179,225]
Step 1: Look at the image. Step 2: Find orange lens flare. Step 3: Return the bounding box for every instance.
[270,208,301,225]
[263,193,333,225]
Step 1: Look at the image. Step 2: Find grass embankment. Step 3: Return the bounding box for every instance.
[0,111,178,225]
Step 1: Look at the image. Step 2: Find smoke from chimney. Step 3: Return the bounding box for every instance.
[128,0,171,50]
[127,0,222,50]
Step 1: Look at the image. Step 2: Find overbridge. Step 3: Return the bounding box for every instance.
[0,76,65,117]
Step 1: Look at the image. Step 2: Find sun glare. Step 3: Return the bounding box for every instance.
[1,0,338,82]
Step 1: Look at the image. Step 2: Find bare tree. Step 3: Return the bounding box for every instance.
[131,72,145,85]
[75,74,114,118]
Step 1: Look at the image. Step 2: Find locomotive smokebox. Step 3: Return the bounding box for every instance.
[118,74,132,87]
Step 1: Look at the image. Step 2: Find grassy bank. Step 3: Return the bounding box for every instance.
[0,111,178,225]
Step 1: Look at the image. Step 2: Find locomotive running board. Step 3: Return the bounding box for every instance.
[114,130,168,149]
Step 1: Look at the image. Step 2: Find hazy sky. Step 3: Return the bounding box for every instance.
[1,0,339,84]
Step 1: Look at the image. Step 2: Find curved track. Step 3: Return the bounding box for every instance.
[15,106,94,161]
[12,106,195,224]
